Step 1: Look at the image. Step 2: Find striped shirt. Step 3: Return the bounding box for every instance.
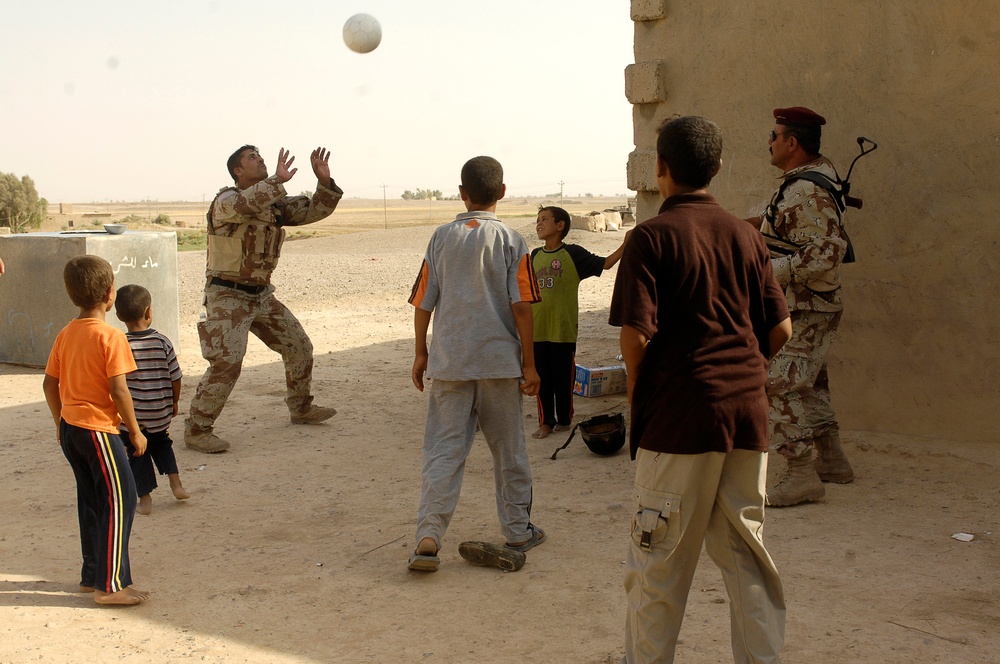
[119,329,182,433]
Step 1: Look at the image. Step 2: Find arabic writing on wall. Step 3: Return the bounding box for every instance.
[113,255,160,274]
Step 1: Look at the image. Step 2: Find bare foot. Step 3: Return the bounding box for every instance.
[169,474,190,500]
[136,494,152,516]
[554,424,572,432]
[532,425,553,439]
[94,587,149,605]
[79,585,95,593]
[416,537,438,556]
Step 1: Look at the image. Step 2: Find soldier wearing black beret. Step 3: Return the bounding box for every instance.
[754,106,856,507]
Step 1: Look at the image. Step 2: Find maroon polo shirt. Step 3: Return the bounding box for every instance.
[609,193,789,458]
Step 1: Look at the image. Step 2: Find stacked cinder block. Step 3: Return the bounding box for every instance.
[625,0,668,225]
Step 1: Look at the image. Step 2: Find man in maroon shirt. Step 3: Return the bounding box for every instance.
[610,116,792,664]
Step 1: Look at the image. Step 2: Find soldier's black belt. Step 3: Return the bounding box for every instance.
[210,277,266,295]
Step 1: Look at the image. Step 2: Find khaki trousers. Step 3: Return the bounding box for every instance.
[624,449,785,664]
[188,283,314,430]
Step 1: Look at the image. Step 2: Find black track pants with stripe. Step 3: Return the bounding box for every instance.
[60,420,137,592]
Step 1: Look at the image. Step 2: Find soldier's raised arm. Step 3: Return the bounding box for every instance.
[310,147,332,187]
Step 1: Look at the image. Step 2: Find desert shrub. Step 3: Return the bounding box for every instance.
[153,213,171,225]
[114,214,145,225]
[176,231,207,252]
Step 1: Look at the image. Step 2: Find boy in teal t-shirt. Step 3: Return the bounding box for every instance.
[530,206,628,439]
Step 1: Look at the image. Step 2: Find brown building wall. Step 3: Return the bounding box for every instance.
[626,1,1000,443]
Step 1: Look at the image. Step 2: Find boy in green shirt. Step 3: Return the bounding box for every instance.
[530,206,628,439]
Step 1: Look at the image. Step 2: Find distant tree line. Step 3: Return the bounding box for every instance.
[0,172,47,233]
[401,188,443,200]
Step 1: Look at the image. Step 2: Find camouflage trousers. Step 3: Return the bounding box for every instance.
[187,282,314,431]
[766,309,842,460]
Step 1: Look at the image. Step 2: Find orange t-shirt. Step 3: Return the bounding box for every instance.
[44,318,138,434]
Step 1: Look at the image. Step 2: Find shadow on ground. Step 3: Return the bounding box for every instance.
[0,329,637,663]
[3,304,998,662]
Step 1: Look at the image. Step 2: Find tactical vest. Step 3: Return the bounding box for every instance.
[763,171,856,264]
[205,187,285,284]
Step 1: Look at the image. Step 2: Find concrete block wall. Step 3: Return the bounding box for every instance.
[0,231,179,367]
[624,1,1000,444]
[625,3,670,223]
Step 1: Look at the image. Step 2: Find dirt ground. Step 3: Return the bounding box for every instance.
[1,218,998,663]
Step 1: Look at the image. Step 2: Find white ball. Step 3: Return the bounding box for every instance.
[343,13,382,54]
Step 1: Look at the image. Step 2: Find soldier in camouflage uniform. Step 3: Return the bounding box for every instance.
[754,107,855,506]
[185,145,343,453]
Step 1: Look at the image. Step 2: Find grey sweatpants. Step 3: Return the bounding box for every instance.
[415,378,534,548]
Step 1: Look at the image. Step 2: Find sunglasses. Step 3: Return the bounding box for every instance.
[769,130,791,142]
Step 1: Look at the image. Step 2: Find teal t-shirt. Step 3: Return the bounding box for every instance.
[531,243,606,343]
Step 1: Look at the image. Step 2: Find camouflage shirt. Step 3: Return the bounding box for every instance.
[205,176,343,286]
[759,156,846,313]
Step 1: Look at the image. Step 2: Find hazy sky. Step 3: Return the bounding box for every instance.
[1,1,635,203]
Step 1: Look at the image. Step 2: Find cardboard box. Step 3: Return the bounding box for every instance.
[574,364,628,397]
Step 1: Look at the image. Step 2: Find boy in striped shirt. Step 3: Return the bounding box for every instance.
[115,284,189,515]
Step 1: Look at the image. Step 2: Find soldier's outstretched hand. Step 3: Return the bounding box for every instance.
[311,147,331,185]
[276,148,297,183]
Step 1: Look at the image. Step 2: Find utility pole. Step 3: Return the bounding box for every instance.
[559,180,565,206]
[381,184,388,230]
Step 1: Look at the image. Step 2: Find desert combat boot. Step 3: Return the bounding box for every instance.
[184,424,230,454]
[813,428,855,483]
[290,404,337,425]
[767,449,826,507]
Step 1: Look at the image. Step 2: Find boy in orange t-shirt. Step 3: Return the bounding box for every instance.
[42,255,150,606]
